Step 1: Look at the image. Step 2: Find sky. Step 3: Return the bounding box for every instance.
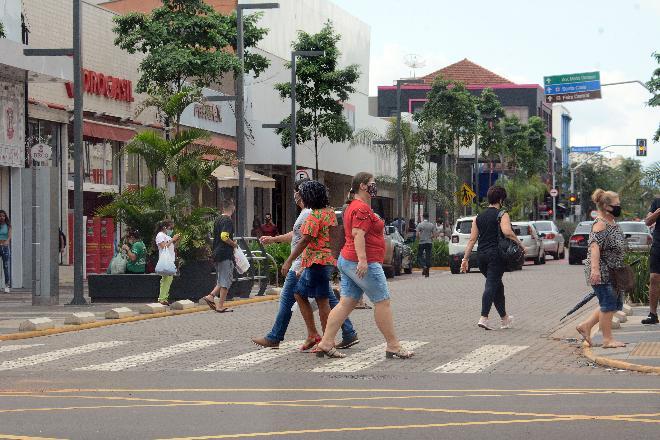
[331,0,660,168]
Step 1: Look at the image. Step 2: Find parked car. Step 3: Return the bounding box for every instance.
[568,221,593,265]
[533,220,566,259]
[618,221,653,252]
[512,222,545,265]
[385,225,414,276]
[449,216,478,274]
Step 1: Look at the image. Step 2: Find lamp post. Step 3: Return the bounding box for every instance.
[234,2,279,236]
[395,78,423,219]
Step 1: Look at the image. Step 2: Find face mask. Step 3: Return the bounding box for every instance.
[608,205,622,217]
[366,182,378,197]
[166,229,174,237]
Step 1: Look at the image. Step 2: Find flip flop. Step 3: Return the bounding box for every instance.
[314,346,346,358]
[300,336,321,352]
[576,326,592,347]
[216,308,233,313]
[203,297,216,310]
[602,342,627,349]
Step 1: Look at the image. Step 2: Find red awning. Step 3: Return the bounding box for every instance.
[83,121,136,142]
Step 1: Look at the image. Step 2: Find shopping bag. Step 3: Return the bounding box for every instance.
[234,247,250,274]
[109,253,127,274]
[155,252,177,276]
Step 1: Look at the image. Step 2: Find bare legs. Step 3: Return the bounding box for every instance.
[372,299,402,353]
[204,286,229,311]
[577,307,626,348]
[649,273,660,315]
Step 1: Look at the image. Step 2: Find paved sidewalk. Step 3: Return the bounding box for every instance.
[586,306,660,374]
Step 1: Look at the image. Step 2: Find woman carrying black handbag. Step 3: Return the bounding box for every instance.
[462,186,523,330]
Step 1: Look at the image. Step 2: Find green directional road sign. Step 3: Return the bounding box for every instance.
[544,71,600,86]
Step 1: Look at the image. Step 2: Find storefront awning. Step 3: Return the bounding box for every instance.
[212,165,275,189]
[83,121,136,142]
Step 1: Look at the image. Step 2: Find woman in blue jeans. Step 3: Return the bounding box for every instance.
[576,189,627,348]
[316,172,413,359]
[0,210,12,293]
[461,186,521,330]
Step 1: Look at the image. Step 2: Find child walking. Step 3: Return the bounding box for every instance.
[281,180,337,341]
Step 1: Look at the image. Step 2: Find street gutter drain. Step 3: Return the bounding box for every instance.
[629,342,660,357]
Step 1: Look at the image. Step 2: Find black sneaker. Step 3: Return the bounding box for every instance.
[336,334,360,349]
[641,314,659,325]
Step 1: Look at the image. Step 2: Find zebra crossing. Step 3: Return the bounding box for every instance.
[0,340,527,374]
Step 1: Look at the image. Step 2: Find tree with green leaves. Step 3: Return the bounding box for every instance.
[475,88,505,188]
[647,52,660,142]
[351,118,430,219]
[113,0,270,131]
[520,116,548,178]
[274,21,360,178]
[414,78,478,217]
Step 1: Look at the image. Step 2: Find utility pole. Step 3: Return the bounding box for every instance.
[234,2,279,237]
[395,78,422,219]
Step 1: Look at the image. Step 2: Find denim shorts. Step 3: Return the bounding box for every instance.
[593,283,623,313]
[337,255,390,303]
[296,264,333,299]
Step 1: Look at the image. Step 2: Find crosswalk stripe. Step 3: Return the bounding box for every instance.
[433,344,529,373]
[312,341,428,373]
[75,340,223,372]
[0,341,127,371]
[194,340,304,371]
[0,344,44,353]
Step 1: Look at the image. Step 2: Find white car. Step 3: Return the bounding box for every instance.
[618,221,653,252]
[512,222,545,265]
[449,216,478,274]
[533,221,566,260]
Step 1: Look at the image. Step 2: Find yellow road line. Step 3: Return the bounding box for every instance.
[0,435,67,440]
[0,296,277,342]
[149,417,599,440]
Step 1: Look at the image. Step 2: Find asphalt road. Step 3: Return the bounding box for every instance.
[1,259,658,439]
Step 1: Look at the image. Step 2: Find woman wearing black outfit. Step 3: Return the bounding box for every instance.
[461,186,522,330]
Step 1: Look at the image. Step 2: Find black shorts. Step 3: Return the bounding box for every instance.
[651,246,660,274]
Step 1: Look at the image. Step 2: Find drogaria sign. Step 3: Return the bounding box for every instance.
[65,69,134,103]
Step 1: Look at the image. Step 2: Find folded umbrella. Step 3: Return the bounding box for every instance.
[559,291,596,321]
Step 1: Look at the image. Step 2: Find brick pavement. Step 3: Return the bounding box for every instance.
[0,260,635,376]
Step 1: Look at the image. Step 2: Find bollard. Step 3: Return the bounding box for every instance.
[139,303,167,314]
[170,300,195,311]
[105,307,136,319]
[19,317,55,332]
[64,312,97,325]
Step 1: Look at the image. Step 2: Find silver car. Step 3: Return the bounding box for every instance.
[512,222,545,265]
[618,221,653,251]
[533,221,566,260]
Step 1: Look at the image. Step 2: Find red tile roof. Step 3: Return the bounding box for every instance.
[422,58,513,86]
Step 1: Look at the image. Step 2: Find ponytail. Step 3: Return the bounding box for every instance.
[345,188,356,205]
[346,171,373,204]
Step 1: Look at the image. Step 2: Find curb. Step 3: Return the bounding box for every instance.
[0,295,278,342]
[583,346,660,375]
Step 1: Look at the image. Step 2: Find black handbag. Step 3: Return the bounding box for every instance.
[497,211,525,270]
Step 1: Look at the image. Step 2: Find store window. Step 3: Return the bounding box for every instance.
[125,154,151,188]
[67,125,121,186]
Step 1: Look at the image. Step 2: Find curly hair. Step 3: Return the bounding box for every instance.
[298,180,329,210]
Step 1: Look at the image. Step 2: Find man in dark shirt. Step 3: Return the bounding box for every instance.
[260,213,278,237]
[642,197,660,324]
[202,199,238,313]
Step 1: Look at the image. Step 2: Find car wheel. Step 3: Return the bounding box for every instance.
[559,247,566,259]
[403,264,413,274]
[394,255,402,276]
[383,265,395,278]
[533,251,542,265]
[540,250,546,264]
[450,262,460,274]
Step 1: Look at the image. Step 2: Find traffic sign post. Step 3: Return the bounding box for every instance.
[456,183,476,207]
[543,71,601,104]
[549,188,558,222]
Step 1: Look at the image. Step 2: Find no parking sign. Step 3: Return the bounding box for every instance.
[296,168,313,181]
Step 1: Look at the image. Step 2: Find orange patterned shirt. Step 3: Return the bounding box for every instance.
[300,208,337,268]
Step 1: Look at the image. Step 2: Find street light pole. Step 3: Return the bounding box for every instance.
[234,3,279,237]
[289,50,323,229]
[395,78,422,220]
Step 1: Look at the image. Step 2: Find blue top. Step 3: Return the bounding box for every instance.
[0,224,8,241]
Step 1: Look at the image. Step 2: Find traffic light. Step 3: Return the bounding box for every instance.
[569,194,578,204]
[636,139,647,157]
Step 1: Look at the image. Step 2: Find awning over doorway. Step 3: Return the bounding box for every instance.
[212,165,275,189]
[83,120,136,142]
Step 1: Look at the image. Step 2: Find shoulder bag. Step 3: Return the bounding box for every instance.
[497,211,525,270]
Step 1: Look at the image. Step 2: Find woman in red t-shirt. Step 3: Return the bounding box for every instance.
[315,172,414,360]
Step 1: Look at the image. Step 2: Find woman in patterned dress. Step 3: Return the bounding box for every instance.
[281,180,336,336]
[576,189,627,349]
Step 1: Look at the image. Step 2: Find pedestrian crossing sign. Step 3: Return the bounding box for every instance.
[457,183,476,206]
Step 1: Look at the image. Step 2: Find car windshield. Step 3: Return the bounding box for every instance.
[574,223,593,234]
[513,225,532,237]
[534,221,553,232]
[456,220,472,234]
[619,223,649,233]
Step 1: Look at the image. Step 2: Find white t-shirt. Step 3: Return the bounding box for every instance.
[155,232,175,260]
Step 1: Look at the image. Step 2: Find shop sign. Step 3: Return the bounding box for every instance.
[180,87,235,137]
[65,69,134,102]
[30,143,53,165]
[0,93,25,168]
[193,103,222,122]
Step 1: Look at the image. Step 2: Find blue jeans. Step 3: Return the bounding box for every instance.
[266,270,357,343]
[593,283,623,313]
[337,256,391,303]
[0,245,10,287]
